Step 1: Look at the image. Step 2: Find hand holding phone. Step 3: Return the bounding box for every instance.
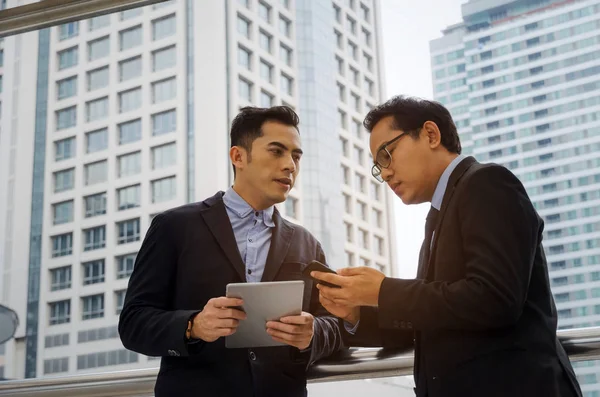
[302,260,341,289]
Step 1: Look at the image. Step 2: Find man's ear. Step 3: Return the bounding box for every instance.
[423,121,442,149]
[230,146,246,173]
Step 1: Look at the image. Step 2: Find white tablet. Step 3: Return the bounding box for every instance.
[225,280,304,348]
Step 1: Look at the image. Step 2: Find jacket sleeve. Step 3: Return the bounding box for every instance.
[377,165,539,331]
[119,213,203,357]
[305,243,345,365]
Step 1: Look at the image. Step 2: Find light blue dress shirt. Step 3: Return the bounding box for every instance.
[222,187,275,282]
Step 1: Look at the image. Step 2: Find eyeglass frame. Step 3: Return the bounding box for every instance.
[371,129,419,183]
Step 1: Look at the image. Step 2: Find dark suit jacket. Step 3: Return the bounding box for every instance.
[344,157,582,397]
[119,192,343,397]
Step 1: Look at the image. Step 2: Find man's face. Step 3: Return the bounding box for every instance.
[369,116,435,205]
[236,121,302,206]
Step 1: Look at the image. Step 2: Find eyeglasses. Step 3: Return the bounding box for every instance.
[371,131,411,183]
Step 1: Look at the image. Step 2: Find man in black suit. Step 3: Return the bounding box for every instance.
[119,106,343,397]
[313,96,582,397]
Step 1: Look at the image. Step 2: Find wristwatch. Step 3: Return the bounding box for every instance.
[185,312,200,342]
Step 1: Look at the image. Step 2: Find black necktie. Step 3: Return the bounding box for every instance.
[417,207,439,278]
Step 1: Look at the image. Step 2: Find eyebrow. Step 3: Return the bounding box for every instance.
[268,141,303,155]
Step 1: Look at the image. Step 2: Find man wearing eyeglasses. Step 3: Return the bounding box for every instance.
[313,96,582,397]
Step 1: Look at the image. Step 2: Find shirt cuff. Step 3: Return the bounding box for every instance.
[344,320,360,335]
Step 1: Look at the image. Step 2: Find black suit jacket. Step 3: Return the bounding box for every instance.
[344,157,582,397]
[119,192,343,397]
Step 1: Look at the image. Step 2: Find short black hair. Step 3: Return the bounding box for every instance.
[230,106,300,175]
[363,95,461,154]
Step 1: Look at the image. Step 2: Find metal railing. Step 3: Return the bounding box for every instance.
[0,327,598,396]
[0,0,169,38]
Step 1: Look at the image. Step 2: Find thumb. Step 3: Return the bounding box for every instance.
[338,267,362,276]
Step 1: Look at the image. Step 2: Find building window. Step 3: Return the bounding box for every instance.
[346,16,356,34]
[335,30,343,49]
[117,253,136,279]
[279,44,292,66]
[364,78,374,96]
[344,193,352,213]
[338,83,346,102]
[346,251,355,267]
[54,137,75,161]
[238,46,252,70]
[83,226,106,251]
[279,15,291,37]
[78,326,118,344]
[53,200,74,225]
[357,200,367,220]
[57,76,77,100]
[152,77,177,103]
[86,67,109,92]
[77,349,137,370]
[119,118,142,144]
[336,56,344,75]
[260,60,273,83]
[285,197,298,219]
[352,119,361,138]
[375,236,384,255]
[354,145,363,165]
[260,90,274,107]
[53,168,75,193]
[355,173,365,193]
[119,56,142,81]
[237,14,251,38]
[152,14,176,40]
[152,142,177,169]
[120,25,142,51]
[360,257,370,267]
[350,66,359,86]
[56,106,77,130]
[359,229,369,249]
[370,182,380,200]
[333,4,341,22]
[82,294,104,320]
[347,41,358,61]
[88,36,110,61]
[58,47,78,70]
[49,300,71,325]
[351,92,361,112]
[259,30,272,53]
[118,218,141,244]
[152,176,176,203]
[259,1,271,22]
[82,260,105,285]
[50,266,72,291]
[45,333,70,348]
[85,160,108,186]
[118,151,141,178]
[341,137,349,157]
[84,192,107,218]
[342,165,350,185]
[88,15,110,31]
[239,77,252,101]
[115,290,127,315]
[119,87,142,113]
[361,4,370,23]
[152,45,176,71]
[118,185,141,210]
[86,129,108,154]
[372,208,382,227]
[121,8,142,20]
[59,22,79,40]
[363,52,373,72]
[86,98,109,122]
[345,222,353,242]
[152,109,176,135]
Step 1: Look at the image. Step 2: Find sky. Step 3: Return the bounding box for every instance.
[379,0,466,278]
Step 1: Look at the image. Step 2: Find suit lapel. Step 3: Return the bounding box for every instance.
[423,156,477,279]
[261,208,295,282]
[200,193,247,282]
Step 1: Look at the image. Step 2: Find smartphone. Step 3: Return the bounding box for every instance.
[302,260,341,289]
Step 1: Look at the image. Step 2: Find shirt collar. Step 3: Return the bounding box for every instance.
[431,154,466,211]
[223,187,275,228]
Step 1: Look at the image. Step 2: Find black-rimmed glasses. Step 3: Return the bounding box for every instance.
[371,131,411,183]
